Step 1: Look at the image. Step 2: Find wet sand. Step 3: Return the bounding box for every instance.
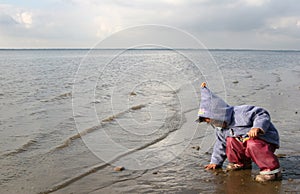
[1,50,300,194]
[39,141,300,194]
[50,52,300,194]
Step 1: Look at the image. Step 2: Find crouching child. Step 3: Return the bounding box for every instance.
[197,82,281,182]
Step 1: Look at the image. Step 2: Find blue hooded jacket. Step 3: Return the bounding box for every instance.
[198,83,280,166]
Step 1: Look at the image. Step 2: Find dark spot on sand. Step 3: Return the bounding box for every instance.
[114,166,125,172]
[131,104,146,110]
[191,146,200,150]
[102,116,115,122]
[295,111,298,114]
[130,92,137,96]
[232,80,239,84]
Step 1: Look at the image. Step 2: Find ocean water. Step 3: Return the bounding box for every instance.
[1,49,300,193]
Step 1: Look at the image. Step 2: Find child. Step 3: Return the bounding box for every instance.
[196,82,281,182]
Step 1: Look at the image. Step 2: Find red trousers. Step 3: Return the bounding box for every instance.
[226,137,280,171]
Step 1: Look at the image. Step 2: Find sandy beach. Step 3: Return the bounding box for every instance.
[1,49,300,193]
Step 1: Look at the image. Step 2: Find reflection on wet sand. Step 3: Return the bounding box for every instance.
[212,169,281,194]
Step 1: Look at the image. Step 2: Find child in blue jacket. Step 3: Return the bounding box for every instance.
[197,82,281,182]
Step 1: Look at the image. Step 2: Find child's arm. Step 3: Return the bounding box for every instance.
[246,106,271,134]
[205,129,227,169]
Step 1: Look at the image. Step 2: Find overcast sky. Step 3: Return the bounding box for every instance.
[0,0,300,49]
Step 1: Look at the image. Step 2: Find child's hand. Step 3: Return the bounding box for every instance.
[204,163,220,170]
[247,128,262,138]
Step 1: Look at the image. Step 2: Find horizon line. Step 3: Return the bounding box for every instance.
[0,48,300,52]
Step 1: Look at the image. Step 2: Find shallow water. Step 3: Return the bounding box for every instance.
[0,49,300,193]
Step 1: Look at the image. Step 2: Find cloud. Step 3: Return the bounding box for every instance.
[0,13,18,25]
[0,4,34,35]
[268,17,300,30]
[262,16,300,39]
[0,0,300,49]
[16,11,32,28]
[245,0,270,7]
[0,2,97,47]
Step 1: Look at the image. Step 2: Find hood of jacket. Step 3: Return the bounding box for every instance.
[197,83,233,124]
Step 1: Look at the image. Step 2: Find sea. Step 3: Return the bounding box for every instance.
[0,49,300,193]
